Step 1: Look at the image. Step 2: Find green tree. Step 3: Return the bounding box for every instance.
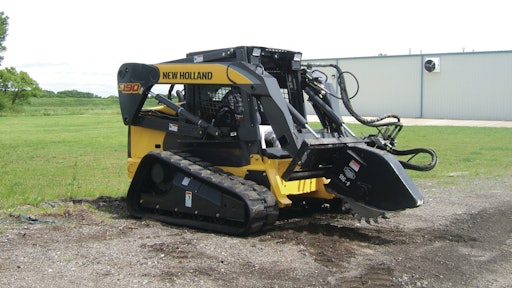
[0,12,8,65]
[0,67,41,107]
[40,89,57,98]
[56,89,100,98]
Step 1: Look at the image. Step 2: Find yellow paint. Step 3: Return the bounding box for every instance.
[149,105,177,115]
[127,125,166,178]
[219,154,334,208]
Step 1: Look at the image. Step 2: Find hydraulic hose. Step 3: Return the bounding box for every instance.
[390,147,438,171]
[303,63,438,171]
[329,64,401,127]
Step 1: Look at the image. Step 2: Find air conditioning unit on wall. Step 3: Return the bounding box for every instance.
[424,57,441,73]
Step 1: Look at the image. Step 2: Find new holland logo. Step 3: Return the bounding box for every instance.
[162,71,213,80]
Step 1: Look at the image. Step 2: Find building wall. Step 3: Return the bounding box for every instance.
[305,50,512,121]
[421,52,512,120]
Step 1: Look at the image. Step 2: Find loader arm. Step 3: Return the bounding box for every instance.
[118,59,306,157]
[249,71,303,155]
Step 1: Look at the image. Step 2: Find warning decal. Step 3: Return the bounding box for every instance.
[185,191,192,208]
[349,159,361,172]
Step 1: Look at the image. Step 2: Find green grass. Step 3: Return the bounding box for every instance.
[16,97,121,116]
[0,97,511,212]
[0,114,129,210]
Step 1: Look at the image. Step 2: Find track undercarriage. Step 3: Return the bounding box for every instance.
[126,151,279,236]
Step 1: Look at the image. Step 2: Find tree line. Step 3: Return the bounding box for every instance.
[0,11,100,112]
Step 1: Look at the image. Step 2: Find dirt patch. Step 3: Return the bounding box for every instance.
[1,177,511,288]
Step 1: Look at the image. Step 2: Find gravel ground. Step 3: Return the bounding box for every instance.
[1,176,511,288]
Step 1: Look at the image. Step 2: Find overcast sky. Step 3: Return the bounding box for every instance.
[2,0,510,97]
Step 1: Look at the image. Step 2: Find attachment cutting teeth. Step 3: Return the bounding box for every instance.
[344,197,386,224]
[355,213,380,224]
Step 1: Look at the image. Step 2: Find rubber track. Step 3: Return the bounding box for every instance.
[143,150,279,236]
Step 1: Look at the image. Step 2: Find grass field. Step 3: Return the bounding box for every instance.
[1,97,511,211]
[10,97,121,116]
[0,113,128,210]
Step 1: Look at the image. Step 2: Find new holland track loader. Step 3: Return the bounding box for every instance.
[117,46,437,236]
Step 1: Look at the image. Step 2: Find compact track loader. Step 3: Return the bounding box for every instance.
[117,46,437,235]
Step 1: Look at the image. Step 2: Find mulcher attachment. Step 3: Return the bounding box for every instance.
[281,138,423,223]
[326,143,424,223]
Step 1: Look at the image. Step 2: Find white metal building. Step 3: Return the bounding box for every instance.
[305,50,512,121]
